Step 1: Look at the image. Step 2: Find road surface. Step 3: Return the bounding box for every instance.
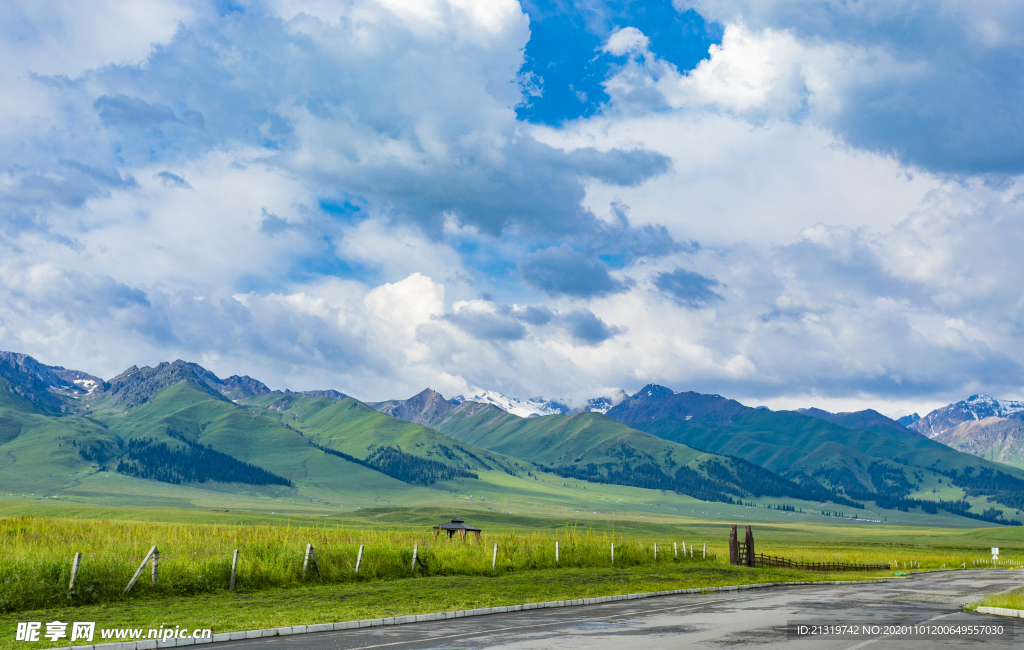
[225,570,1023,649]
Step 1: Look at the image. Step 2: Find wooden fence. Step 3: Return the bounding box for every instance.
[752,553,889,571]
[729,525,887,571]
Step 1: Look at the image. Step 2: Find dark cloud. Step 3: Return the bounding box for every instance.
[93,95,180,127]
[59,160,138,190]
[566,147,672,186]
[259,209,292,236]
[155,171,192,189]
[516,306,554,326]
[520,244,629,297]
[654,267,722,307]
[562,309,622,345]
[444,310,527,341]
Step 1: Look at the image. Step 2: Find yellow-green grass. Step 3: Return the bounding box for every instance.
[0,564,892,650]
[0,515,725,613]
[3,512,1023,616]
[974,587,1024,611]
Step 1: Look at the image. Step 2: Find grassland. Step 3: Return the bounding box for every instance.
[975,587,1024,611]
[1,502,1022,650]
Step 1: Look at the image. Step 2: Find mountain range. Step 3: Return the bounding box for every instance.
[2,350,1023,526]
[904,395,1024,468]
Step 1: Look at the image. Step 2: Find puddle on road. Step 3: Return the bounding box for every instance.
[574,621,634,631]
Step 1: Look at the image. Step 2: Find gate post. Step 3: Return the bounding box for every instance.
[745,526,755,567]
[728,525,738,565]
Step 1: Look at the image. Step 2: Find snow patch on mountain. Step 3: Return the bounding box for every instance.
[911,394,1024,437]
[451,388,628,417]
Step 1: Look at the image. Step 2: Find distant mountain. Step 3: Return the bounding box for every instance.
[445,388,628,417]
[604,384,1024,524]
[932,417,1024,467]
[910,395,1024,437]
[0,351,100,412]
[369,388,459,425]
[898,413,921,426]
[3,348,1024,525]
[375,389,846,506]
[99,360,346,409]
[795,407,922,438]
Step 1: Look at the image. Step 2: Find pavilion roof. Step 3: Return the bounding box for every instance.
[433,518,481,532]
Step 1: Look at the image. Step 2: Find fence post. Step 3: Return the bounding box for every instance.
[744,526,755,568]
[355,545,363,573]
[411,544,418,572]
[69,552,81,591]
[654,543,657,561]
[690,544,694,559]
[702,544,706,559]
[728,526,738,565]
[229,549,239,591]
[492,544,498,570]
[151,548,159,588]
[674,542,678,558]
[124,546,158,595]
[555,541,559,565]
[611,543,614,566]
[303,543,313,577]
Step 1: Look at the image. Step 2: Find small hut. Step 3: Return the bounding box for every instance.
[433,518,482,542]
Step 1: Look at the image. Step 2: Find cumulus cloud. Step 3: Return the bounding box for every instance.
[654,267,721,307]
[519,244,629,298]
[2,0,1024,414]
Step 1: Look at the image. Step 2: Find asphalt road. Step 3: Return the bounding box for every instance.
[226,570,1023,649]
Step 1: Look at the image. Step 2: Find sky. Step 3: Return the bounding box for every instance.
[3,0,1024,418]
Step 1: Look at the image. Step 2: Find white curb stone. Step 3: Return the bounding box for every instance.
[977,606,1024,618]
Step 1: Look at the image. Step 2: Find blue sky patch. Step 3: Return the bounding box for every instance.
[517,1,722,124]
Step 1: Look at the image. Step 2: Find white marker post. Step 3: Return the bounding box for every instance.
[611,543,614,566]
[555,541,559,565]
[674,542,678,558]
[355,545,363,574]
[992,547,999,567]
[492,544,498,570]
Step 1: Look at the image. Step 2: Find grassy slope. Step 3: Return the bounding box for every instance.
[643,408,1024,500]
[242,394,520,473]
[427,401,711,476]
[0,380,121,494]
[2,380,1015,528]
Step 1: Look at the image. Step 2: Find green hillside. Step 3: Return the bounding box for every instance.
[383,399,848,506]
[606,385,1024,523]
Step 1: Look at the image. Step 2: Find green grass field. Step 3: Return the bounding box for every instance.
[1,501,1022,650]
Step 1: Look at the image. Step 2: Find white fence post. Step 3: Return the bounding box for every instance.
[654,543,657,561]
[229,549,239,590]
[611,543,614,566]
[555,541,559,565]
[703,544,706,559]
[124,545,158,595]
[69,552,81,591]
[355,545,363,573]
[674,542,678,558]
[411,544,418,572]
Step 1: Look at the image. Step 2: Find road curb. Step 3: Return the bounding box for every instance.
[977,606,1024,618]
[68,577,890,650]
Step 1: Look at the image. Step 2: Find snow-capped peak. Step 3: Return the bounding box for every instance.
[451,390,570,418]
[451,388,628,417]
[962,395,1024,419]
